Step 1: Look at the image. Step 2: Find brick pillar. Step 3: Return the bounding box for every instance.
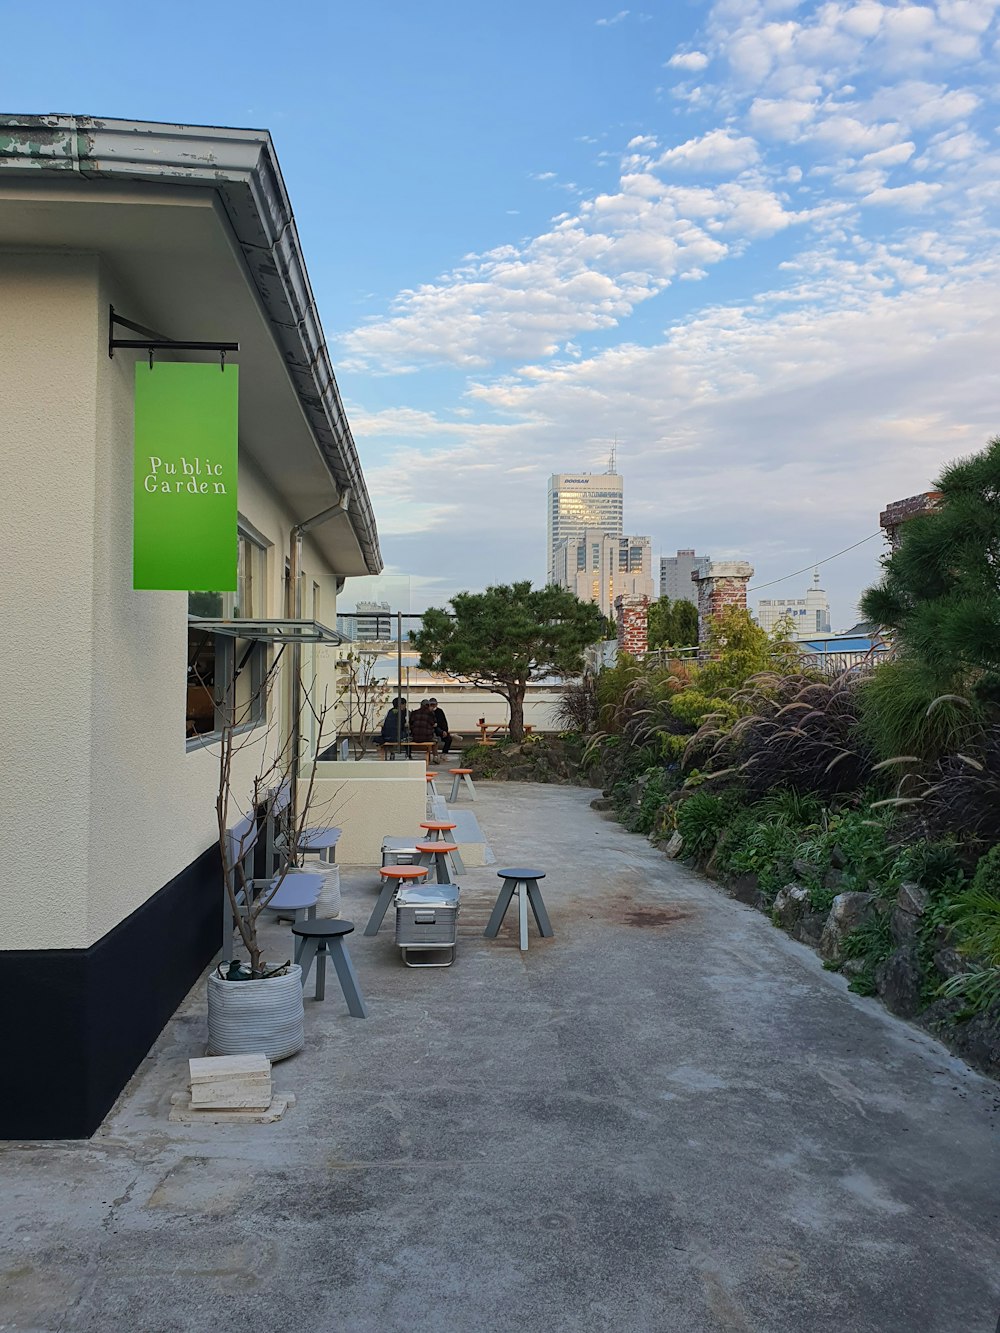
[879,491,943,549]
[615,594,649,657]
[691,561,754,651]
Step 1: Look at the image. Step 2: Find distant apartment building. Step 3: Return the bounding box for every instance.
[660,548,710,603]
[547,472,623,583]
[553,528,654,618]
[355,600,392,639]
[757,573,832,637]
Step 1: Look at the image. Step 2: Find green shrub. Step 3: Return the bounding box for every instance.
[858,658,984,762]
[623,766,682,836]
[722,817,802,903]
[675,790,736,861]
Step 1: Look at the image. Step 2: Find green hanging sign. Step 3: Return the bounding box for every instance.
[133,363,239,591]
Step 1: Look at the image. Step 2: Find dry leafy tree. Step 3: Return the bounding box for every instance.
[193,649,338,977]
[336,649,392,757]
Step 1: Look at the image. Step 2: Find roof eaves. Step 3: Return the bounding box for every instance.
[0,112,382,576]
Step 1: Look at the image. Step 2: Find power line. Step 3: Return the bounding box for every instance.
[748,531,882,593]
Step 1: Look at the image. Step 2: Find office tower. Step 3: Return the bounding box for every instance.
[757,571,832,638]
[660,549,710,603]
[552,528,654,618]
[547,472,624,584]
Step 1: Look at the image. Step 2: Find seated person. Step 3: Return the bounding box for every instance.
[408,699,437,748]
[428,697,452,755]
[378,697,408,747]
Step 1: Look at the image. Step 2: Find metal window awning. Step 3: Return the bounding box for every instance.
[188,617,346,645]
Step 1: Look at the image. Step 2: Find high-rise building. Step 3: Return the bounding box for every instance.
[757,572,832,638]
[552,528,654,618]
[660,549,710,603]
[547,472,623,584]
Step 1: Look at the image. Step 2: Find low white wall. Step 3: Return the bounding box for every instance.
[307,760,426,866]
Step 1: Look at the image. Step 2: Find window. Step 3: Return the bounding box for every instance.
[186,529,269,743]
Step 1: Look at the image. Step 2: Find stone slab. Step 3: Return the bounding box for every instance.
[168,1091,295,1124]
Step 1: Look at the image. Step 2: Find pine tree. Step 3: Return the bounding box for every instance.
[861,436,1000,700]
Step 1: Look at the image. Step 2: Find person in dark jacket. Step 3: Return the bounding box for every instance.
[428,697,452,754]
[408,700,437,744]
[378,697,408,746]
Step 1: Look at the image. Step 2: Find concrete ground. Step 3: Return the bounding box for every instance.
[3,783,999,1333]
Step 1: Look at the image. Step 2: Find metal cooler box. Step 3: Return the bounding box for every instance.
[394,884,460,966]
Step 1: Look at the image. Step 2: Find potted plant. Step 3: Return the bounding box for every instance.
[204,657,338,1060]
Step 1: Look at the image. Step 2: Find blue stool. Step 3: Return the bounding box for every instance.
[484,868,552,951]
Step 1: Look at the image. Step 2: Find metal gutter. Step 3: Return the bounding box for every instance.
[0,112,382,576]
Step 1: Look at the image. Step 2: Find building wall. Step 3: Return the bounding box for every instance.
[308,761,426,864]
[660,549,709,603]
[2,254,344,953]
[757,584,832,637]
[552,528,653,617]
[2,251,99,950]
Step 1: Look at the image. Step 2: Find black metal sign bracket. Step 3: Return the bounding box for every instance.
[108,305,239,370]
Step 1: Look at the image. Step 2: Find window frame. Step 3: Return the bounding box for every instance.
[185,526,270,751]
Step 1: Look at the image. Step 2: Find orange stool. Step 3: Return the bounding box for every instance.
[419,820,457,841]
[448,768,476,803]
[415,841,460,885]
[418,821,464,873]
[365,864,429,937]
[425,772,440,798]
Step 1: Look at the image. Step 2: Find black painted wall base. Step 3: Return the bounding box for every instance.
[0,844,221,1140]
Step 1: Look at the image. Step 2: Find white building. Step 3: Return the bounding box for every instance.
[547,472,623,583]
[552,528,654,618]
[354,600,393,640]
[757,572,832,637]
[660,549,709,604]
[0,114,426,1139]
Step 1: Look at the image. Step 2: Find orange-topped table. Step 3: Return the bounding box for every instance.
[365,863,429,937]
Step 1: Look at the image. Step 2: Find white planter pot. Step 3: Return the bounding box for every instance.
[315,864,341,918]
[207,964,304,1061]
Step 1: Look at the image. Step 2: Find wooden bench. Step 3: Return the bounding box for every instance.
[378,741,437,763]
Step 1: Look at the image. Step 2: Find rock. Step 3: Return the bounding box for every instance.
[772,884,811,931]
[794,912,828,948]
[820,891,878,962]
[823,869,846,893]
[875,946,924,1018]
[704,848,722,880]
[841,958,868,981]
[890,881,931,947]
[728,873,760,906]
[664,831,684,859]
[590,797,614,811]
[933,947,970,979]
[792,858,820,881]
[921,998,1000,1081]
[897,881,929,916]
[830,843,848,870]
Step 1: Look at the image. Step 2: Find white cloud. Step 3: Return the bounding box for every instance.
[862,180,942,206]
[747,96,817,138]
[861,141,916,166]
[667,50,710,71]
[657,128,761,172]
[596,9,629,25]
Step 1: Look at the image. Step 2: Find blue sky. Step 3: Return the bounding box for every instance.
[5,0,1000,626]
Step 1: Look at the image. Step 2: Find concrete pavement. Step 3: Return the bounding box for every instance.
[2,782,998,1333]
